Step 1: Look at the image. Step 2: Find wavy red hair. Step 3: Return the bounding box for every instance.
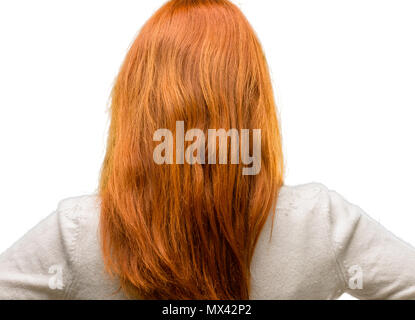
[99,0,284,299]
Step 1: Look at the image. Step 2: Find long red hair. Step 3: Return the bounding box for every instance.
[99,0,284,299]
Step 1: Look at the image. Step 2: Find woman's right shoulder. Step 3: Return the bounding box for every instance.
[277,182,331,212]
[251,183,346,299]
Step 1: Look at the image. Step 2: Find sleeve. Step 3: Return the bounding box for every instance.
[0,207,80,300]
[326,190,415,299]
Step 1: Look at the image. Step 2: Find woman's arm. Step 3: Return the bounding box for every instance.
[326,190,415,299]
[0,208,78,299]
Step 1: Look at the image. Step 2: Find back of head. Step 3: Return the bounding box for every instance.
[99,0,284,299]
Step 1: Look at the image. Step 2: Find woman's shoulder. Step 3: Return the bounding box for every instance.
[53,194,126,299]
[251,183,347,299]
[57,183,335,240]
[55,184,343,300]
[55,194,102,239]
[277,182,332,212]
[57,194,101,217]
[56,183,332,226]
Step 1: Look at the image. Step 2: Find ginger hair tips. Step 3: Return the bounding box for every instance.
[99,0,284,300]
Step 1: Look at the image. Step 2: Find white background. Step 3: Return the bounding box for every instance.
[0,0,414,300]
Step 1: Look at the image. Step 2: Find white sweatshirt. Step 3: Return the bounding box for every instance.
[0,183,414,300]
